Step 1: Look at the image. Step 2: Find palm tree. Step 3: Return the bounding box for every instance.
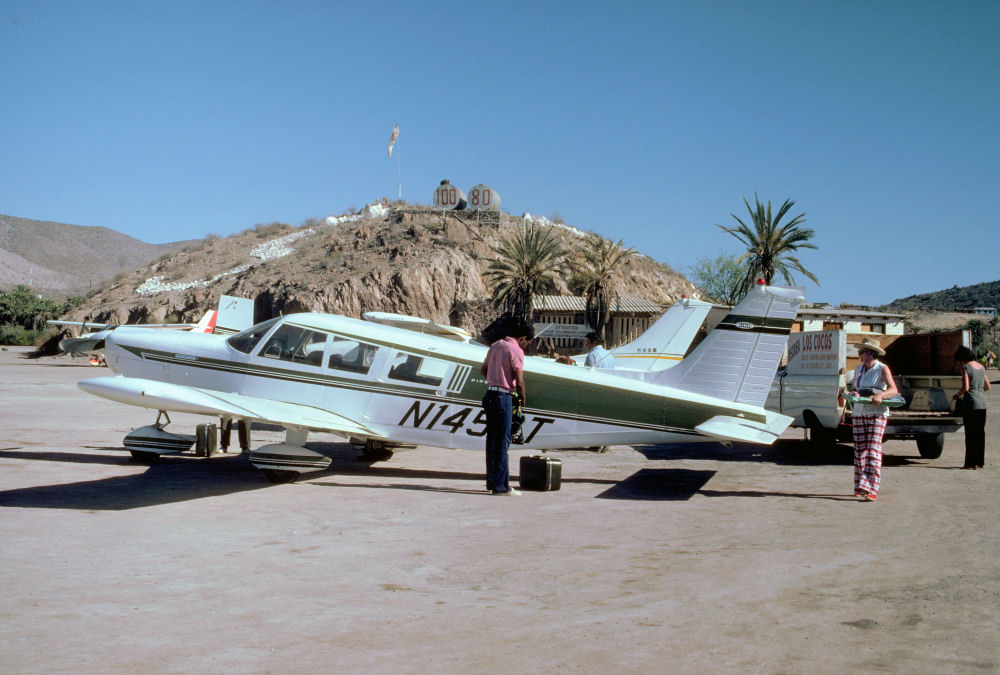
[485,223,565,322]
[575,235,635,342]
[718,194,819,300]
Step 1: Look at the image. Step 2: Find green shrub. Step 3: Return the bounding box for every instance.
[0,323,36,346]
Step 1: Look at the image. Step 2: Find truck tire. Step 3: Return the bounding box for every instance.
[803,410,836,448]
[916,434,945,459]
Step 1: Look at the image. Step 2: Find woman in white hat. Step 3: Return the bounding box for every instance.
[850,338,899,501]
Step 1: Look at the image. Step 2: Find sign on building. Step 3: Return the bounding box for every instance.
[534,323,592,340]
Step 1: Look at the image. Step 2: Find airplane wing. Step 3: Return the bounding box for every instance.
[47,320,113,330]
[77,376,387,439]
[694,411,794,445]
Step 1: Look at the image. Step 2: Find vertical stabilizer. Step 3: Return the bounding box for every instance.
[655,282,804,407]
[609,297,712,372]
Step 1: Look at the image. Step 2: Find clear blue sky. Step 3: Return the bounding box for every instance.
[2,1,997,306]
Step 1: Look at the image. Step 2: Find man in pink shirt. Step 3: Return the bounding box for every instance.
[479,323,532,495]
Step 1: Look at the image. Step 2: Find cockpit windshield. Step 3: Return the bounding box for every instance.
[226,317,280,354]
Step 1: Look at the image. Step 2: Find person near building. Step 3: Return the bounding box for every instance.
[953,346,990,469]
[479,323,533,495]
[584,332,615,368]
[849,337,899,501]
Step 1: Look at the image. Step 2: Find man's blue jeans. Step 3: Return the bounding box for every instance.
[482,391,512,493]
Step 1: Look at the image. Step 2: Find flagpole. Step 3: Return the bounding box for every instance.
[397,144,401,200]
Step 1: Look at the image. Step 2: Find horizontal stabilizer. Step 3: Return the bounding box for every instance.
[78,376,385,439]
[694,411,794,445]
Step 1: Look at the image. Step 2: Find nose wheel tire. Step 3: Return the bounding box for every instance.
[263,469,299,484]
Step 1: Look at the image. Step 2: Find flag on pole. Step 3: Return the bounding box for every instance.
[387,124,399,158]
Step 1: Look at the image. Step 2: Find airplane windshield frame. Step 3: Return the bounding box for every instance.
[226,318,280,354]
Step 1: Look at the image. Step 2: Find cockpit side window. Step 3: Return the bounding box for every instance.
[327,335,379,375]
[227,317,281,354]
[259,324,328,366]
[387,350,449,387]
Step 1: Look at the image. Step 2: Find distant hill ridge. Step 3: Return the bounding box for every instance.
[53,202,699,332]
[0,214,188,296]
[883,280,1000,312]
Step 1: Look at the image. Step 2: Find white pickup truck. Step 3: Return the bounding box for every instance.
[766,329,967,458]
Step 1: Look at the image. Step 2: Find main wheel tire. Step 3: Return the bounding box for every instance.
[362,440,394,462]
[129,450,160,463]
[916,433,945,459]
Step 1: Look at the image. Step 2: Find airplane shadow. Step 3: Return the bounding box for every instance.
[635,439,853,465]
[700,489,860,501]
[598,468,863,502]
[0,453,269,511]
[0,448,130,466]
[596,468,716,501]
[635,439,930,468]
[0,440,932,510]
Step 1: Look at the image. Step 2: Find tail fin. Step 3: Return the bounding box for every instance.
[609,296,712,372]
[654,282,804,407]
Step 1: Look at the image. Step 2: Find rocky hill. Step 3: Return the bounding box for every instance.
[56,202,698,334]
[883,280,1000,313]
[0,214,189,296]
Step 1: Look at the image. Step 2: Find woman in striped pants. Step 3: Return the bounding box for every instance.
[850,338,899,501]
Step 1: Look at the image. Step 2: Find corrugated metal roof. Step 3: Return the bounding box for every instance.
[533,295,662,313]
[798,307,908,319]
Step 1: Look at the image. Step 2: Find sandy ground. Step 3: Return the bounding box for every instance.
[1,346,999,674]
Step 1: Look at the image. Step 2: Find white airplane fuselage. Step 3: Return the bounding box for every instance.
[83,283,802,474]
[98,316,752,452]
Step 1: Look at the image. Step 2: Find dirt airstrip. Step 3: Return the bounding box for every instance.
[1,347,998,673]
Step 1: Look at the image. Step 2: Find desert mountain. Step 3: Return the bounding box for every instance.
[883,280,1000,313]
[0,214,188,296]
[58,202,698,334]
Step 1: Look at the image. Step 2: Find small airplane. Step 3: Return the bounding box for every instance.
[48,295,255,361]
[75,281,803,483]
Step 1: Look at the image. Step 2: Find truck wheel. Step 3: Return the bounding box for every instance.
[916,434,945,459]
[803,411,836,448]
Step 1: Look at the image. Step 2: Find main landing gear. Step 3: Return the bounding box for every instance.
[122,413,332,484]
[123,412,249,463]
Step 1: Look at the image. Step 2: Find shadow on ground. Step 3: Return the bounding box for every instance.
[635,439,930,467]
[597,468,715,501]
[0,453,270,510]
